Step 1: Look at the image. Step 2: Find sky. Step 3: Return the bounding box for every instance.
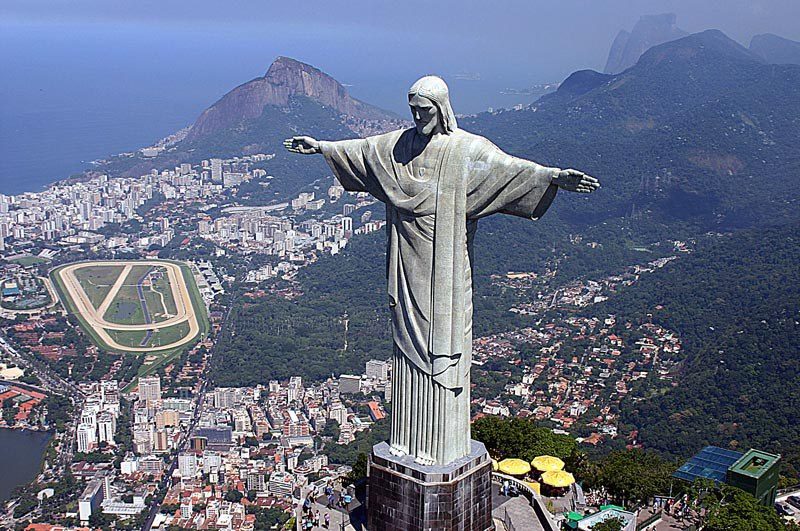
[3,0,799,112]
[1,0,798,192]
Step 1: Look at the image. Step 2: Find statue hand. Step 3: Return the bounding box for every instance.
[283,136,320,155]
[553,169,600,194]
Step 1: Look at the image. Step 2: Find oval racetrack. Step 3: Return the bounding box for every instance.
[55,260,201,352]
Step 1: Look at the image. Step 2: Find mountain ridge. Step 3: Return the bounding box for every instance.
[604,13,688,74]
[466,29,800,231]
[186,56,397,141]
[749,33,800,65]
[101,56,403,183]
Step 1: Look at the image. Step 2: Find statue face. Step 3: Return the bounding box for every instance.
[409,94,441,136]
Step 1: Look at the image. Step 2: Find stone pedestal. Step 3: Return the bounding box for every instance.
[367,440,493,531]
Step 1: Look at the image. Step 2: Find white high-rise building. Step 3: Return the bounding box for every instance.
[77,423,97,453]
[138,376,161,403]
[203,451,222,474]
[97,411,116,444]
[81,409,98,429]
[366,359,389,381]
[329,402,348,426]
[269,380,281,394]
[247,471,267,492]
[287,376,303,403]
[210,159,223,183]
[78,479,104,524]
[180,498,193,519]
[178,452,198,479]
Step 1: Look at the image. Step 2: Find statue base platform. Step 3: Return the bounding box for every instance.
[367,440,493,530]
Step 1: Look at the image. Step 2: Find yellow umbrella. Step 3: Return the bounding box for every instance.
[541,470,575,488]
[526,481,541,495]
[498,458,531,476]
[492,459,499,471]
[531,455,565,473]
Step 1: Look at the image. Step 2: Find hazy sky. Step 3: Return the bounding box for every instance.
[1,0,799,191]
[4,1,799,98]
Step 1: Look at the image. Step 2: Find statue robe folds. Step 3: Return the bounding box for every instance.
[320,128,559,464]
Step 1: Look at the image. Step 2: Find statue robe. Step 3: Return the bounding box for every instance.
[320,128,559,464]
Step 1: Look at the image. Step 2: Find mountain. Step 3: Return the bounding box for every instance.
[186,56,396,142]
[604,13,688,74]
[465,29,798,232]
[100,57,403,195]
[749,33,800,65]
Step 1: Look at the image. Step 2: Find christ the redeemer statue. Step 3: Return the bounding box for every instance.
[285,75,599,466]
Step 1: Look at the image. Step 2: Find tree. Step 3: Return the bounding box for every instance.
[89,512,116,527]
[589,449,675,507]
[565,448,591,479]
[704,486,788,531]
[593,517,624,531]
[225,489,243,503]
[320,419,340,439]
[347,453,368,484]
[472,416,576,461]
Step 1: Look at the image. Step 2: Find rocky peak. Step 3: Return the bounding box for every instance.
[604,13,688,74]
[635,30,764,70]
[187,56,394,141]
[261,56,356,113]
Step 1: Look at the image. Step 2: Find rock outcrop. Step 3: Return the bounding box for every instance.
[604,14,687,74]
[187,56,395,141]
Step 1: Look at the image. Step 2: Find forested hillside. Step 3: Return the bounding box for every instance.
[609,224,800,474]
[466,30,800,234]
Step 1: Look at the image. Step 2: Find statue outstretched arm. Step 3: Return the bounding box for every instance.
[283,136,321,155]
[465,136,601,220]
[552,168,601,193]
[285,133,391,201]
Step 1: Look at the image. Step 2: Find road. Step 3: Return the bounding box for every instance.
[0,335,83,399]
[0,333,84,528]
[140,377,209,531]
[776,489,800,525]
[140,296,236,531]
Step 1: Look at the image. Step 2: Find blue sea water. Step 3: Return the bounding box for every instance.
[0,20,553,195]
[0,23,257,194]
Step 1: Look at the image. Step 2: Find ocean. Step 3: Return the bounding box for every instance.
[0,20,561,195]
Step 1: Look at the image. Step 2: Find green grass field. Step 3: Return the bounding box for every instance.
[105,329,149,348]
[143,268,177,320]
[105,321,190,349]
[74,265,125,309]
[9,256,50,267]
[146,322,191,348]
[104,265,176,325]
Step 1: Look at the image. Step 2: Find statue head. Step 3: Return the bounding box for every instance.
[408,75,458,136]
